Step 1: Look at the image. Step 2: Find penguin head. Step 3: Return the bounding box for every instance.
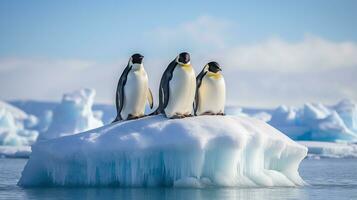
[131,53,144,64]
[207,61,222,73]
[130,53,144,70]
[176,52,191,66]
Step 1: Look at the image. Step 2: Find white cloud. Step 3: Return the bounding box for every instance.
[219,35,357,72]
[224,66,357,107]
[0,57,121,103]
[151,16,357,72]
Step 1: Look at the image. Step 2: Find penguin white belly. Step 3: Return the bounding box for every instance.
[121,69,148,119]
[165,66,196,118]
[197,74,225,115]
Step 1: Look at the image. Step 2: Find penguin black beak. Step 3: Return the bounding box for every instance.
[178,52,190,64]
[132,54,144,64]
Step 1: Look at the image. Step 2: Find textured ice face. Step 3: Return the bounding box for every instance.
[38,88,103,140]
[18,115,307,188]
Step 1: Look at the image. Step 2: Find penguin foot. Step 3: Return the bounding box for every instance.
[184,113,193,117]
[202,111,215,115]
[149,109,161,116]
[127,114,142,120]
[217,112,225,116]
[111,116,122,123]
[170,114,185,119]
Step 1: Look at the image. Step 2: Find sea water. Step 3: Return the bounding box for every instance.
[1,158,357,200]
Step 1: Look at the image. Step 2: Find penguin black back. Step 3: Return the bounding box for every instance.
[150,59,176,115]
[113,53,143,122]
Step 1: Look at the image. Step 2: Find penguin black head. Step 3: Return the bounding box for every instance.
[207,61,222,73]
[131,53,144,64]
[177,52,190,65]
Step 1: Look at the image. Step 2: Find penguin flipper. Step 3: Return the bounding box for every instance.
[194,69,207,114]
[114,64,132,121]
[147,88,154,109]
[162,60,176,110]
[149,59,176,115]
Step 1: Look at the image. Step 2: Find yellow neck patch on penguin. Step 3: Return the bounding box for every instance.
[207,71,222,79]
[180,63,192,71]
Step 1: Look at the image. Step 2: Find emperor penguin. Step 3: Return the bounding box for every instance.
[113,53,153,122]
[194,61,225,116]
[151,52,196,118]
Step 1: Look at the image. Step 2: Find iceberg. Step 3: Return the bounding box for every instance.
[0,146,31,158]
[38,89,103,140]
[267,100,357,142]
[0,89,104,158]
[10,100,116,125]
[299,141,357,159]
[0,100,38,146]
[18,115,307,187]
[332,99,357,132]
[9,100,56,133]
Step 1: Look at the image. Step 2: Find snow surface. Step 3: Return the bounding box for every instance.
[18,115,307,187]
[38,89,103,140]
[0,101,38,146]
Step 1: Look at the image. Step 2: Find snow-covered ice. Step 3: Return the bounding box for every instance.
[18,115,307,187]
[38,89,103,140]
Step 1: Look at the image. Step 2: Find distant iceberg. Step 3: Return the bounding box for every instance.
[299,141,357,159]
[38,88,103,140]
[0,100,38,147]
[268,99,357,142]
[225,106,271,122]
[0,146,31,158]
[11,100,116,125]
[18,115,307,187]
[0,89,104,158]
[332,99,357,132]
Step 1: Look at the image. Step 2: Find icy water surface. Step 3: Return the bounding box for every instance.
[1,158,357,200]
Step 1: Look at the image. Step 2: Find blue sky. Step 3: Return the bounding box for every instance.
[1,0,357,107]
